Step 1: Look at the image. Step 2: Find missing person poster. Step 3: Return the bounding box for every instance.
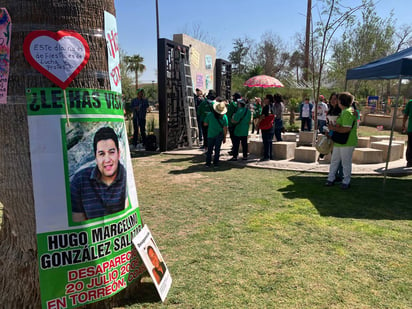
[26,87,145,309]
[132,225,172,302]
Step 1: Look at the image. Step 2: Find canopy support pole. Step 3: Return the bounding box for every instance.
[383,76,402,184]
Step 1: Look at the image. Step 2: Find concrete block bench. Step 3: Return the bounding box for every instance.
[297,131,315,146]
[283,132,297,142]
[357,137,370,148]
[371,141,402,162]
[352,148,383,164]
[273,142,296,160]
[248,140,263,156]
[370,135,391,143]
[294,146,319,163]
[392,141,405,159]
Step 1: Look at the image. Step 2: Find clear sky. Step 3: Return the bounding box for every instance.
[114,0,412,83]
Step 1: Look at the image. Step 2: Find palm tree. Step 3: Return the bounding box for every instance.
[289,51,305,84]
[124,54,146,90]
[0,1,139,307]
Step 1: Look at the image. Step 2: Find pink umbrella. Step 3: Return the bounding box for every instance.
[244,75,284,88]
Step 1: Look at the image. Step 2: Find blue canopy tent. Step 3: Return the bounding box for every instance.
[345,47,412,181]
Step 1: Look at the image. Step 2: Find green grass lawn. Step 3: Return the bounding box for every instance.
[127,153,412,309]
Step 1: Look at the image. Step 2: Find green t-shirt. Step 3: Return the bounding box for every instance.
[403,101,412,133]
[197,99,214,121]
[204,112,228,138]
[233,107,251,136]
[226,101,238,128]
[253,104,262,119]
[334,107,357,147]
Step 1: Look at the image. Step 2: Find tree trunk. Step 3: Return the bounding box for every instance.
[0,1,141,308]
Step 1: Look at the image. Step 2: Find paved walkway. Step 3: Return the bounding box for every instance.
[161,139,412,177]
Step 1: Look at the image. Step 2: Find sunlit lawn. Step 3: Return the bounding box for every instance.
[125,153,412,309]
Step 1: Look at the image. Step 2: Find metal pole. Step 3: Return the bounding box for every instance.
[383,76,402,184]
[155,0,159,41]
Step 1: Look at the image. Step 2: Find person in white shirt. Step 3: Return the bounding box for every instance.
[317,95,329,134]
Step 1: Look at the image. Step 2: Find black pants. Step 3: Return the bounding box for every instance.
[407,132,412,165]
[228,126,235,150]
[201,124,208,148]
[232,135,248,158]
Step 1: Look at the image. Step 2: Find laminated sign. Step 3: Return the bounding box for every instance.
[26,87,145,309]
[0,8,11,104]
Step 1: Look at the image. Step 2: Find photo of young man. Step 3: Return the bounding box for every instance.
[70,126,127,222]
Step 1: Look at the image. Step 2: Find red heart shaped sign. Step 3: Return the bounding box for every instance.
[23,30,90,89]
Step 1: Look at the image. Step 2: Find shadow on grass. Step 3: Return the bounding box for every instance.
[167,159,247,174]
[279,174,412,220]
[130,150,160,159]
[117,282,161,306]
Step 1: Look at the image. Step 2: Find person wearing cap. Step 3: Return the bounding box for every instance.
[203,98,228,167]
[130,88,149,149]
[197,89,217,150]
[402,99,412,167]
[317,94,329,134]
[227,93,240,154]
[229,99,251,161]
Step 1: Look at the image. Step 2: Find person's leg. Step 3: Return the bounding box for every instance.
[229,126,235,152]
[251,120,255,134]
[262,131,269,159]
[268,131,274,159]
[205,137,214,166]
[231,135,240,159]
[132,116,139,147]
[327,147,342,183]
[274,128,281,141]
[341,146,355,185]
[308,118,312,131]
[319,120,326,134]
[255,118,260,134]
[241,136,248,158]
[202,124,208,148]
[198,118,203,142]
[407,132,412,166]
[139,118,146,145]
[213,134,224,165]
[301,118,306,131]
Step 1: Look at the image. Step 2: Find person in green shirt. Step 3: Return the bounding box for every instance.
[197,90,216,150]
[229,99,252,161]
[325,92,358,190]
[227,92,240,154]
[203,99,228,167]
[402,99,412,167]
[251,97,262,134]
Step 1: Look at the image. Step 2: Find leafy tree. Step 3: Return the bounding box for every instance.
[228,37,253,75]
[251,32,289,77]
[124,54,146,90]
[394,24,412,52]
[308,0,366,131]
[330,1,395,91]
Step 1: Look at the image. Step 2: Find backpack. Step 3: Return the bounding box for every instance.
[145,134,157,151]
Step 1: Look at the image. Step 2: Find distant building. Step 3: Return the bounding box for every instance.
[173,34,216,93]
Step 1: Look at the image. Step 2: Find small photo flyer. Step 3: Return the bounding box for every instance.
[132,225,172,302]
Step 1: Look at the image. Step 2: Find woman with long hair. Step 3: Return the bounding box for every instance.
[258,94,275,161]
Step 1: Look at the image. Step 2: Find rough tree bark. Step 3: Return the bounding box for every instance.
[0,1,141,308]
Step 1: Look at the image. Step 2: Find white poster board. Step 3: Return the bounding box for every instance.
[132,225,172,302]
[104,11,122,93]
